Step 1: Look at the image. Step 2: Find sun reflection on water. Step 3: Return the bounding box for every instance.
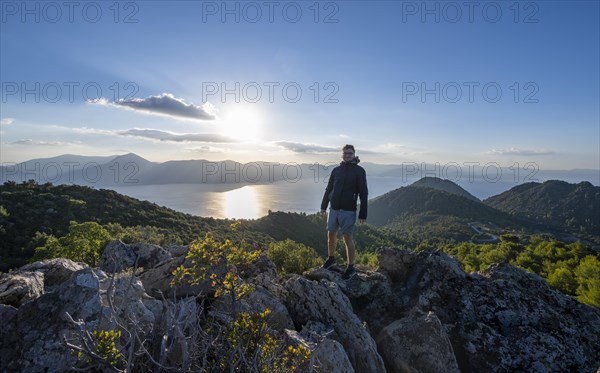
[221,185,260,219]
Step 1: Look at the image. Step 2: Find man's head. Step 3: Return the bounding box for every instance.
[342,144,355,162]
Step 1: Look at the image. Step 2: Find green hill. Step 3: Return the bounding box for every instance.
[0,181,271,271]
[367,184,531,245]
[411,177,479,202]
[483,180,600,243]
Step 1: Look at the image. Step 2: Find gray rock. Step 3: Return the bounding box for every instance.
[0,304,19,371]
[279,274,386,373]
[247,287,294,331]
[211,286,294,332]
[99,239,172,273]
[362,248,600,373]
[10,268,103,373]
[0,271,44,307]
[19,258,88,292]
[376,310,460,373]
[163,244,190,257]
[99,273,163,327]
[304,266,392,300]
[298,320,355,373]
[138,256,221,299]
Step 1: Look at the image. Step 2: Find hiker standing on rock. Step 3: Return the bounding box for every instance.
[319,144,368,280]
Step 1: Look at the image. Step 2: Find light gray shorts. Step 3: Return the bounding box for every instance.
[327,208,357,235]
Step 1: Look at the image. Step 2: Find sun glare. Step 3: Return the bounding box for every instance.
[221,104,263,141]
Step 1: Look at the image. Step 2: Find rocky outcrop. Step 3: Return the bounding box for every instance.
[99,240,172,273]
[355,248,600,373]
[1,246,599,373]
[284,321,355,373]
[376,310,460,373]
[0,271,44,307]
[277,274,386,373]
[19,258,88,292]
[0,258,87,307]
[11,268,103,372]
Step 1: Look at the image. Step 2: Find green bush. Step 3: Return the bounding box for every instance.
[32,221,113,266]
[443,236,600,308]
[266,239,322,275]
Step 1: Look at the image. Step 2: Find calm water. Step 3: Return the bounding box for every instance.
[105,173,594,219]
[108,177,404,219]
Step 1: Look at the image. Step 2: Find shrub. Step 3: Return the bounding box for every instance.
[266,239,322,275]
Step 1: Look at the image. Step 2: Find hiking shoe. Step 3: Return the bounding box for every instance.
[342,266,356,280]
[322,256,336,269]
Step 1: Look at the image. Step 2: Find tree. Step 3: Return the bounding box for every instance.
[574,255,600,308]
[33,221,113,266]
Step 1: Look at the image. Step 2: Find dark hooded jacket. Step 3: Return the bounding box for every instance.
[320,156,368,219]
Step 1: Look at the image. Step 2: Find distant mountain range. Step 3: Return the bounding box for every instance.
[1,153,597,192]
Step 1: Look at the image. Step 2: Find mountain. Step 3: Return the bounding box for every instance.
[484,180,600,242]
[0,153,336,186]
[366,180,532,244]
[410,177,479,201]
[368,182,518,227]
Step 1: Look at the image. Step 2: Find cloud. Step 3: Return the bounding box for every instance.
[1,118,15,125]
[72,127,115,135]
[69,126,237,144]
[275,141,382,154]
[117,128,238,143]
[10,139,71,146]
[94,93,216,120]
[486,147,556,156]
[274,141,340,153]
[185,145,229,153]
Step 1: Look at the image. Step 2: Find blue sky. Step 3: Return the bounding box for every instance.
[1,1,599,172]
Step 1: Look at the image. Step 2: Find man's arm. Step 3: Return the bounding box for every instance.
[358,168,368,220]
[320,170,335,211]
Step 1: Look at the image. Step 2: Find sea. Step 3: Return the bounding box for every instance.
[105,171,599,219]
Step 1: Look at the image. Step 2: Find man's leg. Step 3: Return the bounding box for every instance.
[342,233,355,265]
[328,230,337,257]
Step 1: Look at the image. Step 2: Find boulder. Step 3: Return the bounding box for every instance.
[303,266,392,300]
[0,271,44,307]
[8,268,103,373]
[376,310,460,373]
[19,258,88,292]
[138,256,222,299]
[99,240,172,273]
[279,274,386,373]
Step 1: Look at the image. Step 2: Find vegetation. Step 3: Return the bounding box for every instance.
[32,221,113,266]
[0,181,271,271]
[443,234,600,308]
[266,239,323,275]
[484,180,600,243]
[171,233,312,372]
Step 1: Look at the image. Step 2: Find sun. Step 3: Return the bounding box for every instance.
[221,104,263,141]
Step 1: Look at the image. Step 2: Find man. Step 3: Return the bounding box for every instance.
[319,144,368,280]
